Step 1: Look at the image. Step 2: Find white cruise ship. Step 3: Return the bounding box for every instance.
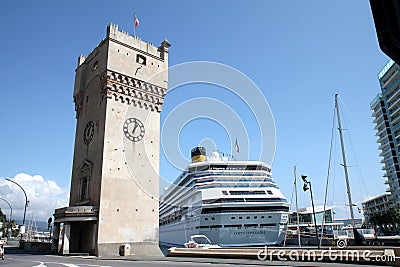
[159,147,289,247]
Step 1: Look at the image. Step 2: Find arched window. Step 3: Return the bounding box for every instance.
[80,176,88,201]
[77,160,93,203]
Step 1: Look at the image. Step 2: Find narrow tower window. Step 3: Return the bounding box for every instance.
[80,176,89,201]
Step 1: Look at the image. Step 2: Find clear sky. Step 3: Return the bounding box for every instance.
[0,0,389,222]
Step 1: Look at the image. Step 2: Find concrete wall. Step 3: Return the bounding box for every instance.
[23,242,52,253]
[97,103,160,247]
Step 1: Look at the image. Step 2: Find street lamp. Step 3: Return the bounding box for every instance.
[0,198,12,223]
[301,174,320,249]
[5,178,28,226]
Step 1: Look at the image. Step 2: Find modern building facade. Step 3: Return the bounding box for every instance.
[53,23,170,256]
[362,194,392,225]
[367,60,400,223]
[288,206,363,229]
[288,206,334,225]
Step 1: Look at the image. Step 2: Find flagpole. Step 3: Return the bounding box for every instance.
[134,13,136,37]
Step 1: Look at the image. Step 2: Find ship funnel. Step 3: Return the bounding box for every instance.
[191,147,206,163]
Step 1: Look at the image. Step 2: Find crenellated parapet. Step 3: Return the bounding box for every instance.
[106,23,169,61]
[100,70,167,112]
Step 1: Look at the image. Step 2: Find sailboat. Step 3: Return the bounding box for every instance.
[284,94,371,247]
[331,93,368,246]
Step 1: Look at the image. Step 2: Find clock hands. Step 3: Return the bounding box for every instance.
[86,126,93,137]
[132,123,138,135]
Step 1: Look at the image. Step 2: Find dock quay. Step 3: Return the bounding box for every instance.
[168,246,400,266]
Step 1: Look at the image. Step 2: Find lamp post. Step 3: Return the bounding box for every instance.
[301,174,320,249]
[0,198,12,223]
[5,178,28,226]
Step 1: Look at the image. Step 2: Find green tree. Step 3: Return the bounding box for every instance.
[0,209,6,223]
[0,209,7,237]
[0,208,16,237]
[369,208,400,233]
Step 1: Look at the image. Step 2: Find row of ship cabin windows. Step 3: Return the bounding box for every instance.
[204,215,272,221]
[187,166,271,172]
[222,190,273,195]
[194,223,277,229]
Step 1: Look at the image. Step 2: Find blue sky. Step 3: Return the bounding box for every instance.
[0,0,389,221]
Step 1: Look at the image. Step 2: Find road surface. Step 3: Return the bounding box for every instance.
[2,251,392,267]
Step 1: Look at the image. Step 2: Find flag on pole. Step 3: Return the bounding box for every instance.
[134,14,140,36]
[134,14,140,27]
[235,138,240,153]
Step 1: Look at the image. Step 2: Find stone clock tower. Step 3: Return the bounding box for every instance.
[54,23,170,257]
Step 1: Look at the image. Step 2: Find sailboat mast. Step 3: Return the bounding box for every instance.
[335,93,355,227]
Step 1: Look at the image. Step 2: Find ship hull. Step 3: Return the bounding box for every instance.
[160,211,288,247]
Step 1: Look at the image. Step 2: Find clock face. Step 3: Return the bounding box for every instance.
[123,118,145,142]
[83,121,95,145]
